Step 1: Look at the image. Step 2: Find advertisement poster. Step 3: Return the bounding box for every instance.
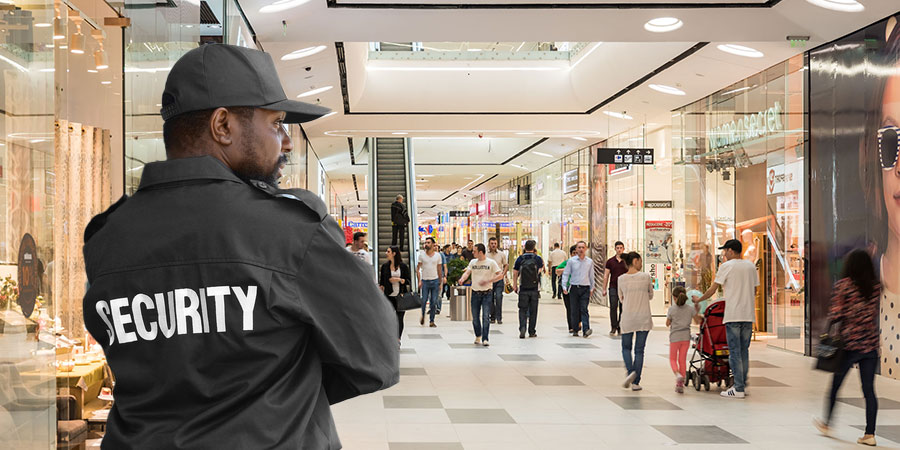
[645,221,674,264]
[809,14,899,375]
[590,158,608,306]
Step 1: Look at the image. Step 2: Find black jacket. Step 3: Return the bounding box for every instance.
[82,156,399,450]
[379,262,411,300]
[390,201,409,226]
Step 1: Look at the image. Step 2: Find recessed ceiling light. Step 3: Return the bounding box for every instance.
[572,137,587,141]
[532,151,554,158]
[805,0,863,12]
[87,69,98,73]
[29,139,46,143]
[101,81,111,85]
[392,132,408,135]
[644,17,683,33]
[516,132,533,135]
[467,48,482,52]
[259,0,311,13]
[648,84,686,96]
[603,111,633,120]
[297,85,333,98]
[35,22,51,28]
[717,44,764,58]
[281,45,327,61]
[39,68,54,72]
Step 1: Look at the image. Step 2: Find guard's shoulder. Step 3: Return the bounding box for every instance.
[84,195,128,244]
[248,180,327,221]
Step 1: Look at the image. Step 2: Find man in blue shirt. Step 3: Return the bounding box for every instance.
[512,240,544,339]
[562,241,595,338]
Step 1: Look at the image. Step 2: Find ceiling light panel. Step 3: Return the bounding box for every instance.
[603,111,633,120]
[805,0,864,12]
[644,17,683,33]
[259,0,311,13]
[717,44,764,58]
[281,45,327,61]
[649,84,686,96]
[297,86,333,98]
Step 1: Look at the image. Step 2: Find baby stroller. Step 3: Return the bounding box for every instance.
[686,300,732,391]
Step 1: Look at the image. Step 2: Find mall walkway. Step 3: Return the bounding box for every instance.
[331,294,900,449]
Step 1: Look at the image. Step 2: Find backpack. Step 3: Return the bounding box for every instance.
[519,255,540,290]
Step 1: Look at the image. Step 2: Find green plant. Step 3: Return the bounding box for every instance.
[446,258,469,286]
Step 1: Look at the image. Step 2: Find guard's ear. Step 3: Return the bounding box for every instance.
[209,107,234,146]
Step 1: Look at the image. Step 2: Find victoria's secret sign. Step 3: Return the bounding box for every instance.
[707,101,784,150]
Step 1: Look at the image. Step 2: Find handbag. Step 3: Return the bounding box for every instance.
[815,319,846,373]
[397,291,423,311]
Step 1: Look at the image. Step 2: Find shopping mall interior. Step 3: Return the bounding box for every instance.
[1,0,900,448]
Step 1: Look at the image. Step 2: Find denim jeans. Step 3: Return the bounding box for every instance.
[622,330,649,385]
[826,350,878,435]
[471,291,493,340]
[569,286,591,333]
[517,290,540,335]
[421,279,441,323]
[725,322,752,392]
[490,280,505,322]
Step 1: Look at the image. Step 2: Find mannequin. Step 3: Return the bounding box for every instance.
[741,229,758,263]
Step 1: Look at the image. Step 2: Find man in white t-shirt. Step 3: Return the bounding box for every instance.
[348,232,371,265]
[417,237,445,327]
[457,243,503,347]
[548,243,568,299]
[485,237,509,324]
[696,239,759,399]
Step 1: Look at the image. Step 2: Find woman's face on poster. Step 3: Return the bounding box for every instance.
[883,65,900,239]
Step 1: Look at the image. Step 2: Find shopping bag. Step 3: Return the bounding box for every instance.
[397,292,423,311]
[815,320,845,373]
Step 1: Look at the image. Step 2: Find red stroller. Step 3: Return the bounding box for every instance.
[686,300,733,391]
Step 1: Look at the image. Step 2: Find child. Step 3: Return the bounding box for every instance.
[667,287,702,393]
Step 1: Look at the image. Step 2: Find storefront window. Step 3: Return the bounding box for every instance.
[673,54,807,352]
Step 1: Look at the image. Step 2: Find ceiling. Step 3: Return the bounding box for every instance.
[238,0,899,214]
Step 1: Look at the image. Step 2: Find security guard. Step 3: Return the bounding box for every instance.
[82,44,399,449]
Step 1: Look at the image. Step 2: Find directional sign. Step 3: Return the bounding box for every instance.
[597,148,654,165]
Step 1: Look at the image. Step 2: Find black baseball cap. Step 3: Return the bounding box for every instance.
[718,239,742,253]
[160,44,331,124]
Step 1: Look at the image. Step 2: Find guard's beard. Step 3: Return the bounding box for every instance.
[233,130,289,188]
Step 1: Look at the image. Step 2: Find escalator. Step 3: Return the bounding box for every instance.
[369,137,417,282]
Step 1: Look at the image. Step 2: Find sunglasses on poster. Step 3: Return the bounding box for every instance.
[880,125,900,170]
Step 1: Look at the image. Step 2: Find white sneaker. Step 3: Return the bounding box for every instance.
[720,387,745,399]
[631,384,643,391]
[812,417,830,437]
[623,372,637,388]
[474,337,481,345]
[858,435,877,446]
[482,340,490,347]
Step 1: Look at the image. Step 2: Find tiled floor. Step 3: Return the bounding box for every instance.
[332,295,900,449]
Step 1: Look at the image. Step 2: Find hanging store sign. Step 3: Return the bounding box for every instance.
[563,169,579,194]
[644,200,673,209]
[597,148,654,165]
[449,210,468,217]
[517,185,531,205]
[707,101,784,151]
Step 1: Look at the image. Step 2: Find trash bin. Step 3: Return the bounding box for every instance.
[450,286,472,321]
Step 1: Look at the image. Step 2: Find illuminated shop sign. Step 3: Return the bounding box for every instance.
[707,101,784,150]
[563,169,579,194]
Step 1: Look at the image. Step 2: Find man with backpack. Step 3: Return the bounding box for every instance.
[512,240,545,339]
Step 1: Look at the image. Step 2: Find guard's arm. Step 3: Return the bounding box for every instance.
[295,218,399,405]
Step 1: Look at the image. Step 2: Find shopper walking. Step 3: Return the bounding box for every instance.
[556,245,578,333]
[417,237,445,327]
[457,244,504,347]
[486,237,509,324]
[512,239,545,339]
[461,240,476,261]
[619,252,653,391]
[348,231,371,264]
[380,246,411,344]
[667,286,701,393]
[602,241,628,335]
[814,250,881,447]
[562,241,594,338]
[695,239,759,399]
[81,44,398,448]
[441,244,453,300]
[548,243,568,299]
[391,194,410,252]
